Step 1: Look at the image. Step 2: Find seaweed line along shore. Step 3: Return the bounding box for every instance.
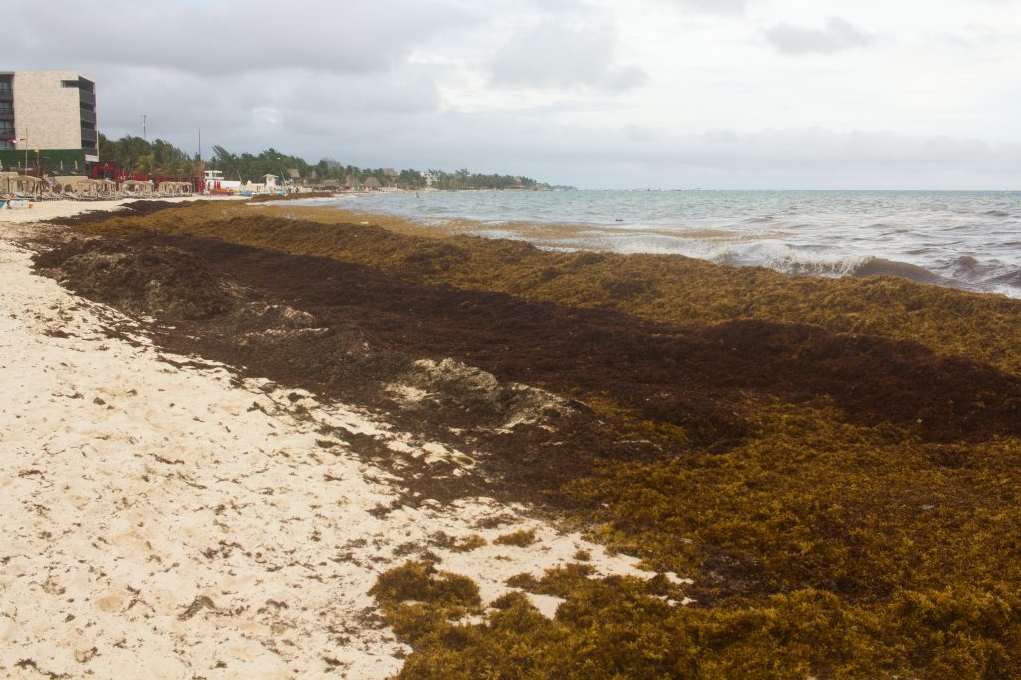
[2,196,1021,679]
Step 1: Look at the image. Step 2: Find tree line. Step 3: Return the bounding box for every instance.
[99,134,196,177]
[98,134,552,190]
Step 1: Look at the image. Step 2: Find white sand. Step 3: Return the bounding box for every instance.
[0,196,245,224]
[0,215,677,679]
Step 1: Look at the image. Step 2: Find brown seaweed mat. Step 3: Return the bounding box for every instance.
[35,235,1020,445]
[31,214,1021,679]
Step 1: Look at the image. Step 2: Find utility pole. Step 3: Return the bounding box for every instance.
[142,114,147,142]
[197,128,203,192]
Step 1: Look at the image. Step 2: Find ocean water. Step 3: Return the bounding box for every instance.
[298,190,1021,299]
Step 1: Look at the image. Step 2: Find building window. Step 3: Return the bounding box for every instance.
[61,79,80,89]
[0,121,14,135]
[0,101,12,114]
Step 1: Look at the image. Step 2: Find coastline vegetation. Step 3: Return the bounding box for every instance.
[98,134,196,177]
[54,200,1021,679]
[97,134,552,189]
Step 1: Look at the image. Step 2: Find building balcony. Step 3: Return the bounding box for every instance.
[80,128,97,143]
[79,91,96,107]
[80,109,96,124]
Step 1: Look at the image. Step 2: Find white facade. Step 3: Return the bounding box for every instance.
[242,174,282,194]
[203,170,241,193]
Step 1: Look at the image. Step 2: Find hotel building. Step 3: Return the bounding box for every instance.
[0,71,99,172]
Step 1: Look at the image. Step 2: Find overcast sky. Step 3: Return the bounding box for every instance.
[8,0,1021,188]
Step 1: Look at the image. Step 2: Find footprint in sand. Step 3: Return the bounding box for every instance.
[96,591,127,612]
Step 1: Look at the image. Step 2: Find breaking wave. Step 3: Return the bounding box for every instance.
[311,189,1021,299]
[742,251,946,285]
[757,252,1021,295]
[708,244,1005,291]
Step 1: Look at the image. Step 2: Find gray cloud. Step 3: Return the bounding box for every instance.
[90,64,1021,190]
[6,0,1017,190]
[97,64,443,155]
[488,19,648,92]
[5,0,475,77]
[198,104,1021,190]
[765,17,878,55]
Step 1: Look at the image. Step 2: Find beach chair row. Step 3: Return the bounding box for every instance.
[0,173,194,202]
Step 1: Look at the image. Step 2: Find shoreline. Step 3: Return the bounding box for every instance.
[4,197,1021,678]
[0,195,248,225]
[280,191,1021,299]
[0,208,660,679]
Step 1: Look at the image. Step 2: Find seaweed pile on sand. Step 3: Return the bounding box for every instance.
[38,201,1021,679]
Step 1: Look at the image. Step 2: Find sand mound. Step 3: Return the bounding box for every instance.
[388,358,572,430]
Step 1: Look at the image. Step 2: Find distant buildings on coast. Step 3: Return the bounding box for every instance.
[0,69,555,193]
[203,169,288,196]
[0,71,98,173]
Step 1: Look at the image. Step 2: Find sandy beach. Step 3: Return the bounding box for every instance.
[4,197,1021,678]
[1,198,172,224]
[0,205,662,679]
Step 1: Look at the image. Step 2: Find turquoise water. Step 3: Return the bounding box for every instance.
[296,190,1021,298]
